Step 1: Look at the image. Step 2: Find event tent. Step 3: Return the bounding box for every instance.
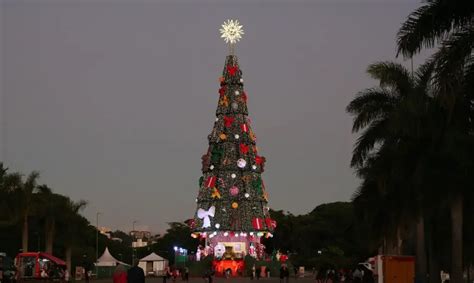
[138,252,168,276]
[96,247,128,267]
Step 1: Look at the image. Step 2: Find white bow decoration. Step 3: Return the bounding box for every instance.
[197,206,216,228]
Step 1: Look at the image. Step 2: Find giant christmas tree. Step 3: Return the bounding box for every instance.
[190,20,275,261]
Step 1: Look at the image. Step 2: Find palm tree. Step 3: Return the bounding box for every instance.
[60,198,88,274]
[37,185,55,254]
[348,61,435,282]
[17,171,40,252]
[397,3,474,281]
[397,0,474,58]
[0,165,22,227]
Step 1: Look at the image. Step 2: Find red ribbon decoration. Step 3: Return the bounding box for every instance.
[265,218,277,229]
[241,123,248,133]
[240,143,249,154]
[205,176,217,188]
[219,86,226,96]
[255,155,265,165]
[224,116,234,128]
[227,65,238,76]
[252,218,264,230]
[241,91,247,102]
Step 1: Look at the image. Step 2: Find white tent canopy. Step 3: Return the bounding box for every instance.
[96,247,128,266]
[138,252,168,276]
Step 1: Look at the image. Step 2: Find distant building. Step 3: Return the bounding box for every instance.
[132,238,148,248]
[130,230,152,247]
[99,226,112,239]
[130,230,152,240]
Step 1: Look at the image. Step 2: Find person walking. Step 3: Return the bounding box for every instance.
[113,265,128,283]
[353,267,363,283]
[280,264,289,283]
[127,261,145,283]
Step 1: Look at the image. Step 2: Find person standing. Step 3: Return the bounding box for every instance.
[127,261,145,283]
[184,267,189,282]
[280,265,289,283]
[113,265,128,283]
[64,269,70,283]
[353,267,363,283]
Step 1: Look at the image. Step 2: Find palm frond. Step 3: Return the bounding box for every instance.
[397,0,474,57]
[414,58,435,92]
[347,88,396,132]
[367,62,414,95]
[432,26,474,116]
[351,119,388,168]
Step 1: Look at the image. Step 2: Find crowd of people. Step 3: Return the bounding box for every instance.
[312,266,374,283]
[112,261,145,283]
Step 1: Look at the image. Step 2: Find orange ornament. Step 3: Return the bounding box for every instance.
[219,133,227,140]
[219,77,225,83]
[232,202,239,209]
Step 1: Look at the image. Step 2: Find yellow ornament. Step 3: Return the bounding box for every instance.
[249,130,256,141]
[219,133,227,140]
[219,95,229,107]
[232,202,239,209]
[211,187,221,199]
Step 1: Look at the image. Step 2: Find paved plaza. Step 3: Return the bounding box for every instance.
[85,277,314,283]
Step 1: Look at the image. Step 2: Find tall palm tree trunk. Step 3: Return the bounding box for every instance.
[428,237,440,283]
[22,214,29,252]
[416,214,427,283]
[451,195,463,283]
[45,218,55,254]
[396,225,403,255]
[65,245,72,276]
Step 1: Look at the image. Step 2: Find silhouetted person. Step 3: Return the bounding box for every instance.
[127,261,145,283]
[280,265,289,283]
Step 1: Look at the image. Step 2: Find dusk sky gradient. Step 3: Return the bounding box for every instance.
[1,0,431,233]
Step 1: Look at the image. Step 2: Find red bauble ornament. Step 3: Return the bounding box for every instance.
[255,155,265,165]
[229,186,239,196]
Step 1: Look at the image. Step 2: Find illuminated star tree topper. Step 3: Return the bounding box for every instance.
[219,19,244,54]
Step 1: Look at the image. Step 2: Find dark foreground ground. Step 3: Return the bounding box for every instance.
[78,277,314,283]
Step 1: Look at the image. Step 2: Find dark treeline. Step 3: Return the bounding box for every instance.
[0,163,199,274]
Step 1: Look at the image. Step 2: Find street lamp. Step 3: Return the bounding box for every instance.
[96,212,102,264]
[96,212,102,277]
[173,246,178,267]
[132,220,138,264]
